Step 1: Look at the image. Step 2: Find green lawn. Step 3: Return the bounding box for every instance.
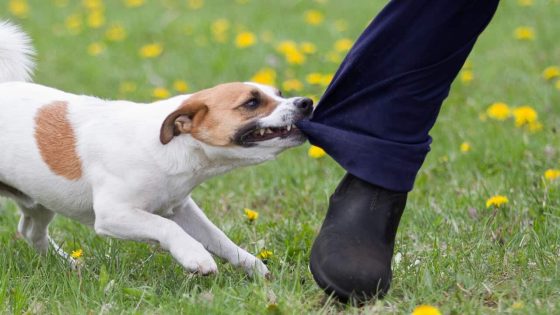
[1,0,559,314]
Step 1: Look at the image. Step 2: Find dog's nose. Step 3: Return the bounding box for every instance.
[294,97,313,115]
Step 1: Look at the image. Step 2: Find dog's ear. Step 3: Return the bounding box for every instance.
[160,98,208,145]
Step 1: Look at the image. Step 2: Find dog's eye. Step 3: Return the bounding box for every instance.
[243,98,260,110]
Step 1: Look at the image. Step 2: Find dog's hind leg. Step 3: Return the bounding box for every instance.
[16,203,54,253]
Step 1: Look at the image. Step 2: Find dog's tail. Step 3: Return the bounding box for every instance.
[0,21,35,83]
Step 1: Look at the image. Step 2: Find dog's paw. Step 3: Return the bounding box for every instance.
[171,244,218,275]
[245,258,270,278]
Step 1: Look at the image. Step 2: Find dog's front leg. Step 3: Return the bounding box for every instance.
[93,196,217,275]
[168,197,269,277]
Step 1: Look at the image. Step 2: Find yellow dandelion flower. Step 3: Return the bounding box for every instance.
[282,79,304,92]
[512,106,538,127]
[320,73,333,87]
[556,80,560,90]
[306,73,324,85]
[285,49,305,65]
[542,66,560,81]
[411,305,441,315]
[304,10,324,25]
[517,0,533,6]
[87,42,105,56]
[106,24,127,42]
[70,249,83,259]
[308,145,326,159]
[250,68,276,86]
[119,81,137,94]
[486,102,511,121]
[65,14,83,34]
[486,195,509,208]
[211,18,229,43]
[173,80,189,93]
[257,249,273,260]
[235,31,256,48]
[334,38,353,53]
[123,0,144,8]
[139,43,163,58]
[512,301,525,309]
[276,41,298,54]
[187,0,204,10]
[244,208,259,221]
[87,10,105,28]
[9,0,29,18]
[152,87,170,99]
[513,26,535,41]
[83,0,103,11]
[460,142,471,153]
[300,42,317,54]
[544,169,560,181]
[460,70,474,84]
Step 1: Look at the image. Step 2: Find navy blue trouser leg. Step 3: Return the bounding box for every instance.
[297,0,500,192]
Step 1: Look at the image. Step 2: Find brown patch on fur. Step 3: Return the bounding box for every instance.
[160,82,279,146]
[34,101,83,180]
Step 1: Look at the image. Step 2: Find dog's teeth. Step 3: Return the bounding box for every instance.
[259,129,265,136]
[265,128,273,134]
[286,125,292,131]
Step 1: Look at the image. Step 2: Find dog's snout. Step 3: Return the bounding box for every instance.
[294,97,313,115]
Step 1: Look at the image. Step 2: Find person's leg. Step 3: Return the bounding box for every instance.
[296,0,500,302]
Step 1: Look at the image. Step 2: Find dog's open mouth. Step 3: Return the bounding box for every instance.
[235,123,302,146]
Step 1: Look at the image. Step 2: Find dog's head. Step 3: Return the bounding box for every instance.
[160,82,312,156]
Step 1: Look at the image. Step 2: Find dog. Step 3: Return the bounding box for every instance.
[0,22,313,276]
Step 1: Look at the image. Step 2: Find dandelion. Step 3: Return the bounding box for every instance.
[300,42,317,54]
[513,26,535,41]
[282,79,304,92]
[326,51,342,63]
[87,10,105,28]
[320,73,333,86]
[152,87,170,99]
[83,0,103,11]
[542,66,560,81]
[123,0,144,8]
[235,31,256,48]
[276,41,297,54]
[304,10,324,25]
[244,208,259,221]
[528,121,543,133]
[306,73,324,85]
[517,0,533,6]
[211,18,229,43]
[460,70,474,84]
[486,102,511,121]
[334,38,353,52]
[87,42,105,56]
[512,106,538,127]
[486,195,509,208]
[119,81,137,94]
[70,249,83,259]
[173,80,189,93]
[257,249,273,260]
[187,0,204,10]
[139,43,163,58]
[284,49,305,65]
[9,0,29,18]
[556,80,560,90]
[308,145,326,159]
[544,169,560,181]
[106,24,127,42]
[411,305,441,315]
[251,68,276,86]
[65,14,83,34]
[460,142,471,153]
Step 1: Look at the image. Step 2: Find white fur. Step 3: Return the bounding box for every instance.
[0,21,34,83]
[0,23,310,277]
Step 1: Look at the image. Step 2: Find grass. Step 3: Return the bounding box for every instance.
[1,0,559,314]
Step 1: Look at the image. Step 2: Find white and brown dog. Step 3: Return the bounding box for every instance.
[0,22,313,276]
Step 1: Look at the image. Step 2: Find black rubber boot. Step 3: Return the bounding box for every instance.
[309,173,407,304]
